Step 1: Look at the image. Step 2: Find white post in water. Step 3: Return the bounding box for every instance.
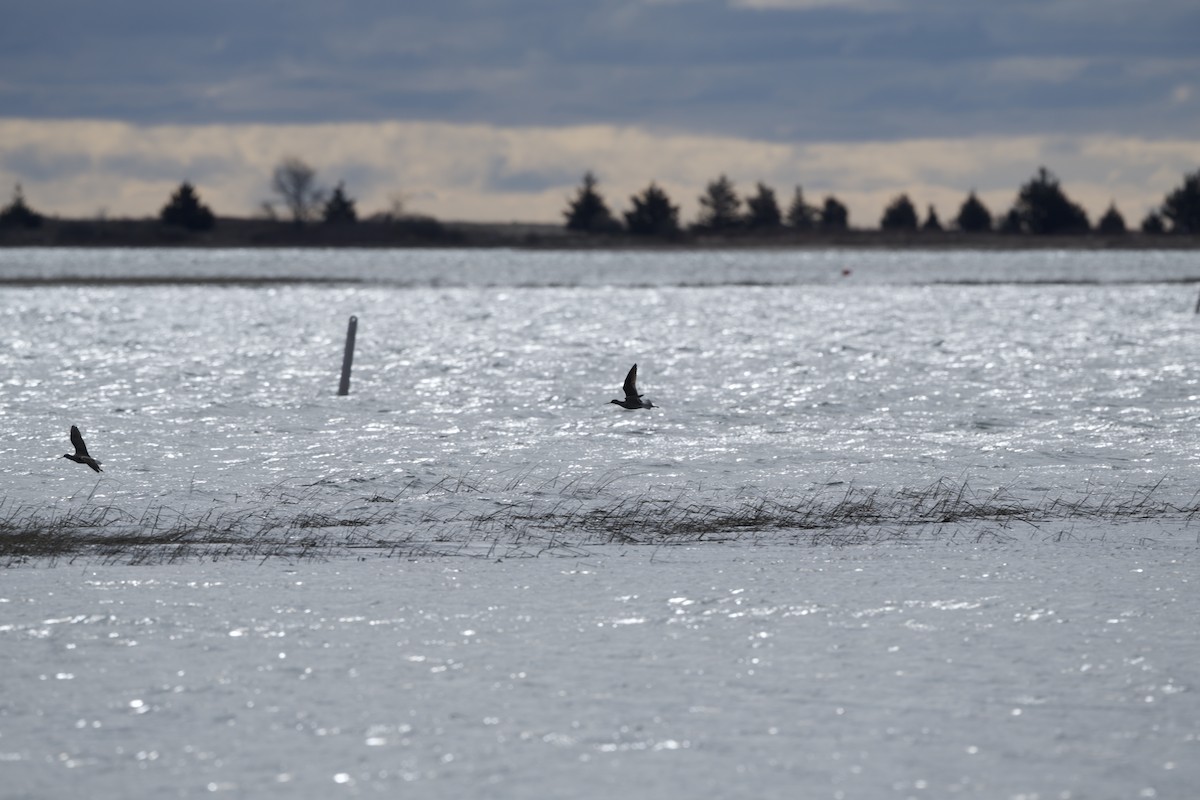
[338,316,357,396]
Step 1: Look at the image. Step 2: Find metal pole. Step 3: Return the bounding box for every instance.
[338,316,357,396]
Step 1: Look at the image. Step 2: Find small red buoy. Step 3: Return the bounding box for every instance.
[841,268,852,277]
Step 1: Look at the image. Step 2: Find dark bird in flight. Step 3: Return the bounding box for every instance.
[63,425,103,472]
[610,364,654,410]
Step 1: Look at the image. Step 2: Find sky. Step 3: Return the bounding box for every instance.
[2,0,1198,225]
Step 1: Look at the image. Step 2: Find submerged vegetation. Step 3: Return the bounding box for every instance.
[3,476,1197,566]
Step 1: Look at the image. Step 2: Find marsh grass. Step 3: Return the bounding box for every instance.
[2,475,1197,566]
[466,476,1200,545]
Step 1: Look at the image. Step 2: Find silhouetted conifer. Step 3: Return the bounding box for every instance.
[322,182,358,224]
[1013,167,1089,234]
[1141,211,1166,234]
[998,208,1023,234]
[955,191,992,232]
[880,194,918,231]
[0,184,43,229]
[1161,169,1200,234]
[159,182,215,231]
[745,182,782,230]
[564,171,619,233]
[695,175,741,231]
[1096,203,1126,235]
[922,205,943,232]
[624,183,680,237]
[820,196,849,231]
[786,186,817,230]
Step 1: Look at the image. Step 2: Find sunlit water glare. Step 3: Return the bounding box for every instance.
[3,248,1200,546]
[5,249,1200,800]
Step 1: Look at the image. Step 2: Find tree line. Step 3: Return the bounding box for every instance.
[0,156,437,236]
[565,166,1200,237]
[2,159,1199,239]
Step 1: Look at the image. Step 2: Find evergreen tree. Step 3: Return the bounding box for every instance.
[744,182,782,230]
[922,205,943,232]
[998,208,1023,234]
[786,185,817,230]
[159,182,215,231]
[322,182,358,224]
[880,194,918,231]
[955,191,992,232]
[1141,211,1166,234]
[695,174,741,231]
[624,182,680,237]
[0,184,43,229]
[1013,167,1089,234]
[563,171,619,233]
[820,196,849,231]
[1096,203,1126,235]
[1161,169,1200,234]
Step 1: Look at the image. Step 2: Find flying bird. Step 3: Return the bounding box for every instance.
[610,364,654,410]
[62,425,103,472]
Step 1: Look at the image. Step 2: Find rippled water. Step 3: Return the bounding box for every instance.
[5,249,1200,800]
[4,549,1197,799]
[3,248,1200,545]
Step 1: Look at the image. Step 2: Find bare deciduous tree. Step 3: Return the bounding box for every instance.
[270,156,326,224]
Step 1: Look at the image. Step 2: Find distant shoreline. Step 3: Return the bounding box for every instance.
[1,217,1198,250]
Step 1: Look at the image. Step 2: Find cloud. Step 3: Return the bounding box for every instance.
[731,0,898,10]
[989,57,1092,85]
[2,1,1199,145]
[1,145,91,183]
[1,118,1196,226]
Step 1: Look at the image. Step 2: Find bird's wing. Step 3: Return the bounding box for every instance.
[70,425,90,457]
[622,364,640,398]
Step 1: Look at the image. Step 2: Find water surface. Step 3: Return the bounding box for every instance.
[2,248,1199,544]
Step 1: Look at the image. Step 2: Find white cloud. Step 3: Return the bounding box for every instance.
[0,118,1196,226]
